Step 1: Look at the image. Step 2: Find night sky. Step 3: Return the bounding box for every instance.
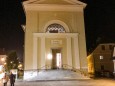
[82,0,115,53]
[0,0,25,61]
[0,0,115,61]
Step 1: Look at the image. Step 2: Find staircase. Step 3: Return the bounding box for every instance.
[26,69,90,81]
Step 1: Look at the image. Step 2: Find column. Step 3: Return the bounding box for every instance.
[33,36,38,69]
[67,36,72,69]
[41,36,46,69]
[73,35,80,69]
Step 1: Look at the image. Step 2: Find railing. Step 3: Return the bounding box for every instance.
[62,64,89,77]
[24,65,50,72]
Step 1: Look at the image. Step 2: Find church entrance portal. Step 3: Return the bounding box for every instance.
[52,49,62,69]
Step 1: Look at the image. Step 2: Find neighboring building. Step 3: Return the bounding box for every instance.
[23,0,88,79]
[0,48,7,79]
[0,48,7,65]
[87,43,115,77]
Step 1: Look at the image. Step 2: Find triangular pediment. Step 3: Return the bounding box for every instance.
[23,0,86,11]
[24,0,86,6]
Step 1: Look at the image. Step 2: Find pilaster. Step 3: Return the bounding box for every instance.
[41,36,46,69]
[67,36,72,69]
[73,35,80,69]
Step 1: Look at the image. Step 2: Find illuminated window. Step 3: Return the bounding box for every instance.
[46,23,65,33]
[100,56,103,60]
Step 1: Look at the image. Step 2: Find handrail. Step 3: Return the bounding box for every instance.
[24,65,50,72]
[62,64,89,77]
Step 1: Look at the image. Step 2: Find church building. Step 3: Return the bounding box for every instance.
[23,0,88,79]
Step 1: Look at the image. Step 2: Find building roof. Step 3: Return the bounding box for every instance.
[92,43,115,54]
[23,0,86,12]
[99,43,115,46]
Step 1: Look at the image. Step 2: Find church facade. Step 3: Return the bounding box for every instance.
[23,0,88,79]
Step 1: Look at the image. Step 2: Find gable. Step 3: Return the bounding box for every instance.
[23,0,86,11]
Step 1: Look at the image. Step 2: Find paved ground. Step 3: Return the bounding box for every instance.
[0,78,115,86]
[0,70,115,86]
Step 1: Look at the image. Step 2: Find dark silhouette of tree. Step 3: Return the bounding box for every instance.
[6,50,19,72]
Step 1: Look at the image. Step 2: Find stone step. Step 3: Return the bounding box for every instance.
[26,69,90,81]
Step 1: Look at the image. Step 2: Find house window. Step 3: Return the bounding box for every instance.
[100,56,103,60]
[109,45,113,50]
[101,65,104,70]
[46,23,65,33]
[101,45,105,50]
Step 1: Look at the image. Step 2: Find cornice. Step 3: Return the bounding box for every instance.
[24,4,84,12]
[33,33,79,38]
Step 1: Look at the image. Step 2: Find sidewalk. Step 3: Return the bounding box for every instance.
[0,78,115,86]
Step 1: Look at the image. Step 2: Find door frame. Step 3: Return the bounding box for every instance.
[51,47,62,69]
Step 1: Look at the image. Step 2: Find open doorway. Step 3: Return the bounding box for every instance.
[52,49,62,69]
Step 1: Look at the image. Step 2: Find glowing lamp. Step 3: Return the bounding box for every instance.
[47,54,52,60]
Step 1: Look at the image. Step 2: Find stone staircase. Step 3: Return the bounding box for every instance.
[26,69,90,81]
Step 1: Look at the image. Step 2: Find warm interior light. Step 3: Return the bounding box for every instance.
[18,64,22,68]
[1,58,5,62]
[47,53,52,60]
[56,53,61,68]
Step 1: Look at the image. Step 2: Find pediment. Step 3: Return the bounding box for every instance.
[24,0,86,6]
[23,0,86,11]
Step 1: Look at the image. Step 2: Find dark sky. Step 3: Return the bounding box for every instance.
[0,0,25,61]
[82,0,115,52]
[0,0,115,60]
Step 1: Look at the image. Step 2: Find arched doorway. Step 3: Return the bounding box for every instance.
[46,23,65,69]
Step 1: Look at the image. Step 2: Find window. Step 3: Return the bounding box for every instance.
[101,45,105,50]
[46,23,65,33]
[109,45,113,50]
[100,56,103,60]
[101,65,104,70]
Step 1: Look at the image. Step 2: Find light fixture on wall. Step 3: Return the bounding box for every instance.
[47,53,52,60]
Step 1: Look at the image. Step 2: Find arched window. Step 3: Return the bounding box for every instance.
[46,23,65,33]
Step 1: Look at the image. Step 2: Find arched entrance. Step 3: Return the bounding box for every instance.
[45,23,64,69]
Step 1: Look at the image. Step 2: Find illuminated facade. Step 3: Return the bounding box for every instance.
[23,0,88,79]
